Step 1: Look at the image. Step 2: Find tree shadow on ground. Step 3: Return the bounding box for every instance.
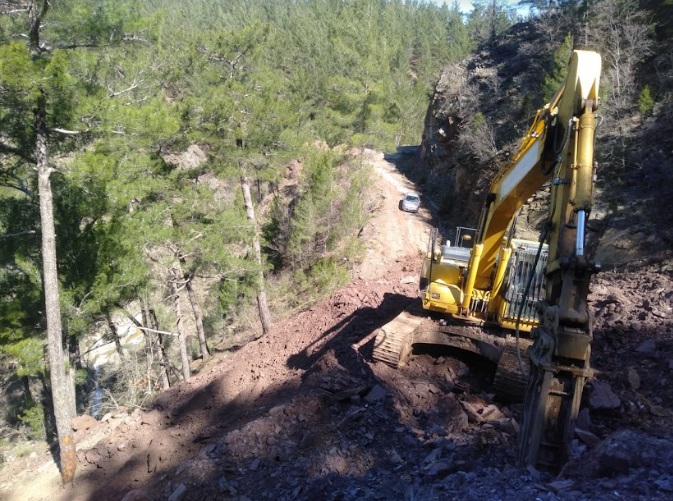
[61,290,427,500]
[59,295,673,500]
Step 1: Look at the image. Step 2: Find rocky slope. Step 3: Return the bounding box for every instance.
[416,19,673,268]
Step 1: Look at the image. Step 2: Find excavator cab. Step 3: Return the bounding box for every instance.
[420,227,475,313]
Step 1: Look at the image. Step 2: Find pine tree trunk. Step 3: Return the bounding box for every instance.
[170,272,191,382]
[22,376,34,404]
[147,308,171,389]
[132,306,170,391]
[240,175,271,334]
[184,273,210,361]
[155,333,171,390]
[105,312,124,358]
[36,95,77,484]
[65,330,77,422]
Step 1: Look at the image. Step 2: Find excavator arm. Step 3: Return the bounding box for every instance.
[516,50,601,470]
[468,50,601,291]
[455,50,602,469]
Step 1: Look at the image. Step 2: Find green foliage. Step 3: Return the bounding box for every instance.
[18,405,46,441]
[638,85,655,118]
[153,0,472,150]
[543,33,573,102]
[311,258,350,291]
[294,257,350,296]
[44,1,158,45]
[264,149,370,303]
[0,255,43,344]
[471,112,487,133]
[3,339,44,377]
[0,0,477,435]
[283,152,340,269]
[468,1,516,47]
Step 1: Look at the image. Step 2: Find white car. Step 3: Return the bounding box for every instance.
[400,192,420,213]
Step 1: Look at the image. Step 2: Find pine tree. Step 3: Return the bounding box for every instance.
[542,32,574,102]
[0,0,159,483]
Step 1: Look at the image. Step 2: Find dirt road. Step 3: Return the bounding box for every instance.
[357,149,432,279]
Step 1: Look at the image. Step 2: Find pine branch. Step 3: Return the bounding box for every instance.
[108,80,143,98]
[0,230,36,240]
[0,141,35,163]
[50,127,83,135]
[0,170,35,198]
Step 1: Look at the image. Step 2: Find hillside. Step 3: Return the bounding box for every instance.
[0,146,672,500]
[417,17,673,268]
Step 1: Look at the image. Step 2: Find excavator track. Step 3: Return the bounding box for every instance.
[371,309,534,400]
[372,326,413,367]
[493,339,533,401]
[371,310,424,368]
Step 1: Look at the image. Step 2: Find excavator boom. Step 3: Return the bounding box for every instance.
[473,50,601,289]
[518,51,601,470]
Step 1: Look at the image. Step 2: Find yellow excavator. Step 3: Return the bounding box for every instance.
[372,49,601,470]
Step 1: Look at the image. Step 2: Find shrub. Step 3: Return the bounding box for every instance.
[18,405,46,441]
[637,85,655,118]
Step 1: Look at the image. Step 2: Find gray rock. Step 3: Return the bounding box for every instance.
[364,384,387,403]
[635,339,656,353]
[428,396,468,433]
[197,443,217,458]
[493,417,519,434]
[589,381,621,410]
[268,404,287,416]
[547,479,575,492]
[120,490,146,501]
[219,477,238,495]
[576,408,592,431]
[654,475,673,492]
[597,438,634,474]
[593,430,673,476]
[167,483,187,501]
[626,367,641,390]
[422,447,442,465]
[526,464,542,482]
[575,428,601,447]
[423,460,456,478]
